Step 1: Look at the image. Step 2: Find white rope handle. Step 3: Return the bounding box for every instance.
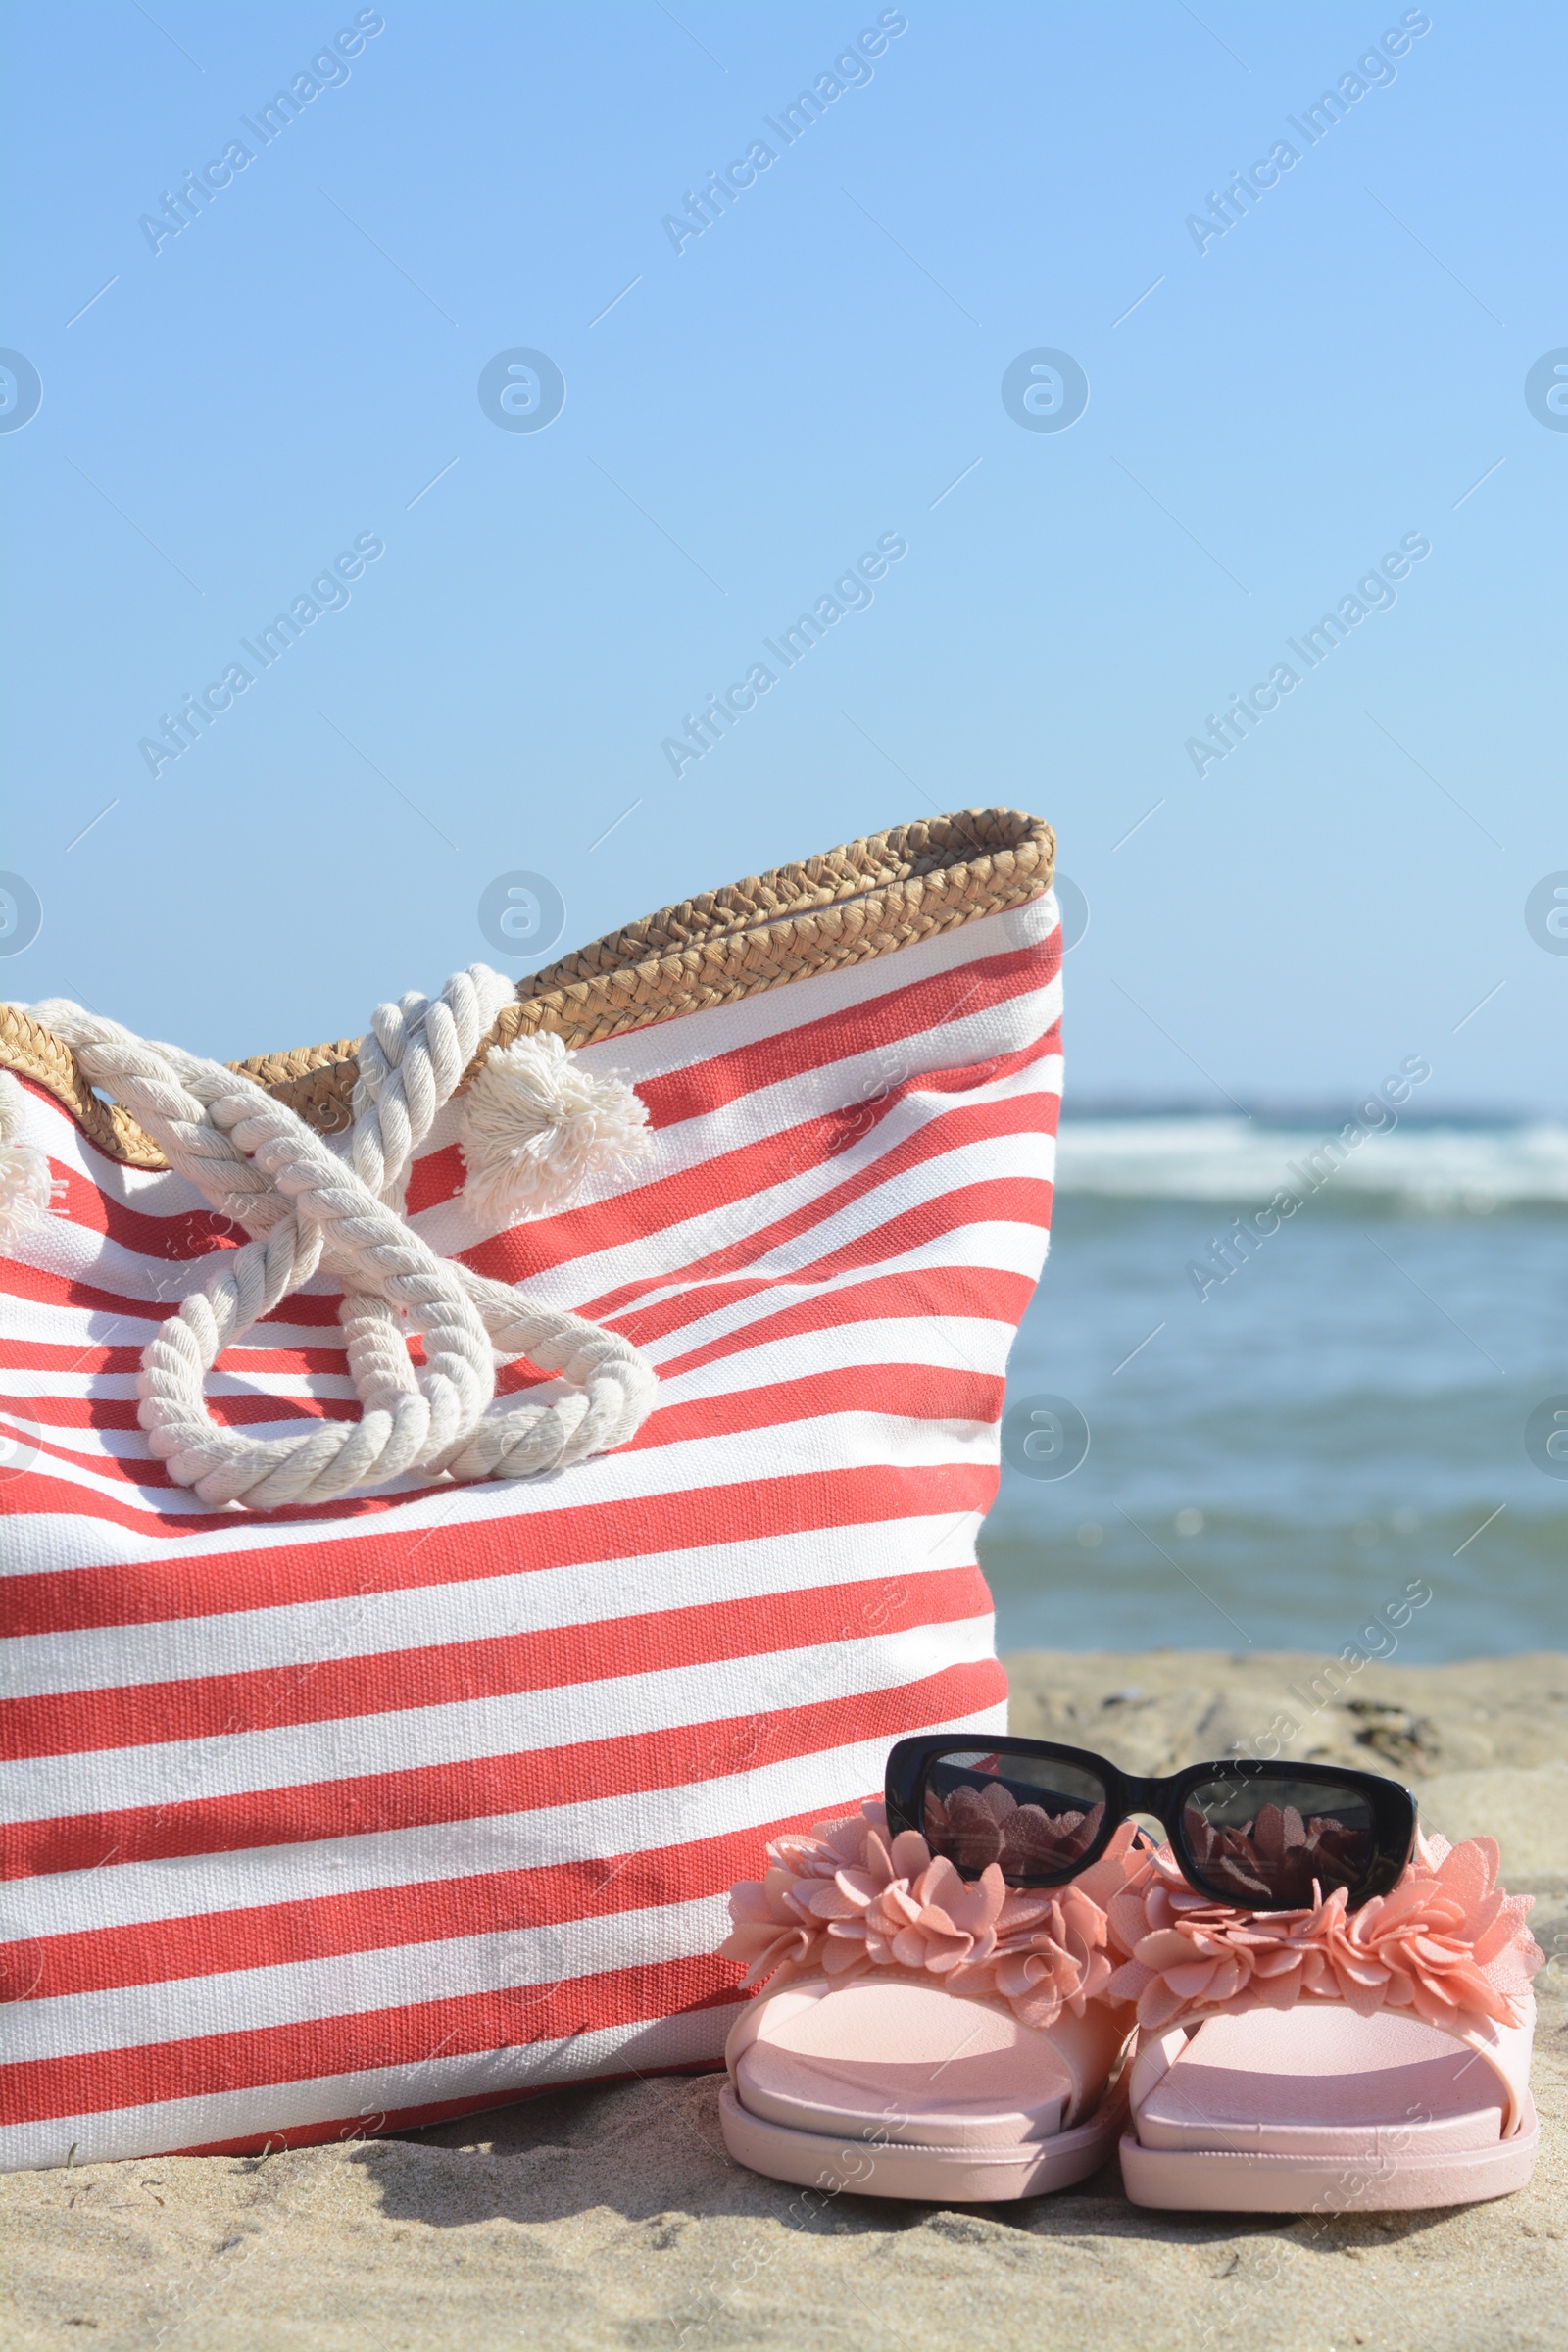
[0,1068,60,1245]
[25,969,657,1509]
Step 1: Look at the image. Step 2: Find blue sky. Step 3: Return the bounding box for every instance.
[3,2,1564,1107]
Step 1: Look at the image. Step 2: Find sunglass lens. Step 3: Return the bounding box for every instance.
[1181,1775,1376,1906]
[920,1749,1108,1882]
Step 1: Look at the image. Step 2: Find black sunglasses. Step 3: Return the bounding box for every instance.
[885,1736,1416,1914]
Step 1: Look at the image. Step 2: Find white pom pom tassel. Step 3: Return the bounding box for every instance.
[458,1032,651,1225]
[0,1070,61,1253]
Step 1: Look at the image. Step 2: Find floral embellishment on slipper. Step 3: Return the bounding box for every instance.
[719,1798,1140,2031]
[1104,1828,1544,2035]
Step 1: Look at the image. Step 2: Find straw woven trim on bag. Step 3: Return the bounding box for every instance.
[0,807,1054,1172]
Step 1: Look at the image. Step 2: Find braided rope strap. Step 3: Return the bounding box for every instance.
[26,970,657,1511]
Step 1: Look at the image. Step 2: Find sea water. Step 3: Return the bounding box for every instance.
[981,1115,1568,1661]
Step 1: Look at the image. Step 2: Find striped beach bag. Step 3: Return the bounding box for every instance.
[0,808,1061,2167]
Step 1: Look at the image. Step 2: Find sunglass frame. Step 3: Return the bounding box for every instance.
[884,1734,1417,1913]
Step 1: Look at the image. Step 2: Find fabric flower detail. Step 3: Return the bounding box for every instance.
[992,1884,1121,2029]
[718,1797,1141,2033]
[1103,1827,1544,2038]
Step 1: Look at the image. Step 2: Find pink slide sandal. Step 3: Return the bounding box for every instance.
[1110,1831,1544,2213]
[715,1801,1137,2199]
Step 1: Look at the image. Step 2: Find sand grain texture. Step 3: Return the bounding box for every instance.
[5,1649,1565,2352]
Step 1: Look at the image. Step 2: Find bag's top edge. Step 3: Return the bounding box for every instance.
[0,807,1054,1170]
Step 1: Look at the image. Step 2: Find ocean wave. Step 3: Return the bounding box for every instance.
[1054,1117,1568,1207]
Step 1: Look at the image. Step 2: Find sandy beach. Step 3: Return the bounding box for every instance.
[5,1648,1564,2352]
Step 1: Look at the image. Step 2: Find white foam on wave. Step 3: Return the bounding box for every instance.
[1054,1117,1568,1207]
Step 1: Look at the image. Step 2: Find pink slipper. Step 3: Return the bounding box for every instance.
[715,1801,1138,2200]
[1109,1830,1544,2212]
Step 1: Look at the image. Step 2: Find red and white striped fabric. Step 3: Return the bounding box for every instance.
[0,886,1061,2168]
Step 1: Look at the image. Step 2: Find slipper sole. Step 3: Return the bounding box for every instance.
[1117,2096,1540,2213]
[718,2077,1127,2202]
